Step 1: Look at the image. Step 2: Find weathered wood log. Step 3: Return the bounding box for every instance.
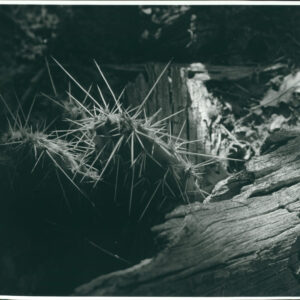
[105,63,266,81]
[73,129,300,296]
[124,63,254,157]
[122,62,287,191]
[124,63,229,192]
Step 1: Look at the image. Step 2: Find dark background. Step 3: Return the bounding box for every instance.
[1,5,300,98]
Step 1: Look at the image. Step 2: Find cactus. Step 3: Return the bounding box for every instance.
[0,94,99,206]
[0,59,245,269]
[48,59,219,220]
[0,59,230,221]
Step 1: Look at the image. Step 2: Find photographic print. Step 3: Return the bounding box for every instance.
[0,2,300,297]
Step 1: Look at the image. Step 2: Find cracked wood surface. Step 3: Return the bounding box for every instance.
[74,130,300,296]
[125,63,227,193]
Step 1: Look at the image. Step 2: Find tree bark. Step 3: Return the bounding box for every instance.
[73,129,300,296]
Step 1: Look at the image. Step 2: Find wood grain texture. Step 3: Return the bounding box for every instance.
[74,131,300,296]
[125,63,217,155]
[125,63,226,192]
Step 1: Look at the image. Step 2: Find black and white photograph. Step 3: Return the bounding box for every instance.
[1,1,300,297]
